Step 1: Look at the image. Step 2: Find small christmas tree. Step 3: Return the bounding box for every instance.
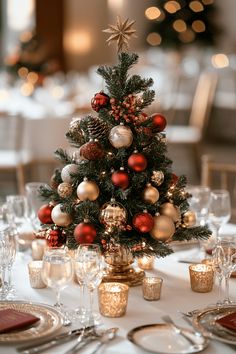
[37,17,210,270]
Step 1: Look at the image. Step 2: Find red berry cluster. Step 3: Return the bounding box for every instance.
[110,95,147,125]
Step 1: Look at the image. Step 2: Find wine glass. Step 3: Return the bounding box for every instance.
[25,182,46,232]
[209,190,231,245]
[186,185,211,226]
[41,247,73,324]
[76,244,103,325]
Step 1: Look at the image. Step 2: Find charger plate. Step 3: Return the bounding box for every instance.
[0,300,63,344]
[127,323,208,354]
[192,305,236,345]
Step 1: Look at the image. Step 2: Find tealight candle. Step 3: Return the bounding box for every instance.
[98,282,129,317]
[142,276,163,301]
[28,261,46,289]
[31,239,47,260]
[137,256,154,270]
[189,264,214,293]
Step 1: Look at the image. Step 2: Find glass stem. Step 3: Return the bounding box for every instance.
[215,226,221,245]
[1,267,6,295]
[223,275,230,304]
[55,289,61,309]
[217,274,223,306]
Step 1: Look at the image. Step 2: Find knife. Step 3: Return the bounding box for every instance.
[17,326,95,354]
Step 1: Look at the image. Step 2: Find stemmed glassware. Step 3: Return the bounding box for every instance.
[186,185,211,226]
[41,247,73,325]
[208,190,231,245]
[74,244,103,325]
[25,182,46,232]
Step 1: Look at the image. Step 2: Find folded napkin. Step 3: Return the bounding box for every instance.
[0,309,40,333]
[216,312,236,331]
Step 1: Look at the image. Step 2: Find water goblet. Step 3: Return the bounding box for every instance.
[41,247,73,325]
[25,182,46,232]
[186,185,211,226]
[209,190,231,245]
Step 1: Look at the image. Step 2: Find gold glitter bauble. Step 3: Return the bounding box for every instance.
[182,211,196,227]
[159,202,181,223]
[57,182,73,198]
[100,199,127,230]
[76,179,99,201]
[143,184,159,204]
[51,204,72,227]
[150,215,175,242]
[151,170,164,186]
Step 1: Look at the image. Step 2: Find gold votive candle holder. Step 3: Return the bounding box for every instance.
[28,261,46,289]
[98,282,129,318]
[142,276,163,301]
[201,258,214,267]
[138,256,154,270]
[31,239,47,260]
[189,264,214,293]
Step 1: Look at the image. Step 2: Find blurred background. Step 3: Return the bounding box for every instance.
[0,0,235,204]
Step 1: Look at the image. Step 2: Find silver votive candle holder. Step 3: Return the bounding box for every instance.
[28,261,46,289]
[189,263,214,293]
[138,256,154,270]
[142,276,163,301]
[98,282,129,317]
[31,239,47,260]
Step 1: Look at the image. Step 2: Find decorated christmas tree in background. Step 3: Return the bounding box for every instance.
[145,0,220,48]
[37,17,211,269]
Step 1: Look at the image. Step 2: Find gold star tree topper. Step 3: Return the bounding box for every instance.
[103,16,137,53]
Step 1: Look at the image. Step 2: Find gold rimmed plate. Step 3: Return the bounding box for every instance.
[192,305,236,345]
[0,301,63,344]
[127,323,208,354]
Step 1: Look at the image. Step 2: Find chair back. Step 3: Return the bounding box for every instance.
[189,71,218,135]
[0,113,24,151]
[201,154,236,222]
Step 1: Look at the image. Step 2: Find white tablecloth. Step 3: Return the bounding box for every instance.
[1,224,236,354]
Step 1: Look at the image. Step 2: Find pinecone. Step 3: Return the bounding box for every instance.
[87,116,109,141]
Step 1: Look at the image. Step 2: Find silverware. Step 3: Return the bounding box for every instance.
[161,315,200,348]
[17,326,95,354]
[64,327,118,354]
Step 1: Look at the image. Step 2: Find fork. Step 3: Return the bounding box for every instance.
[161,315,199,348]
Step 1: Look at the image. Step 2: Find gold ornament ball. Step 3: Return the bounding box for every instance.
[57,182,73,198]
[182,211,196,227]
[143,184,159,204]
[159,202,181,223]
[109,124,133,148]
[99,199,127,229]
[150,215,175,242]
[77,180,99,201]
[151,170,164,186]
[51,204,72,227]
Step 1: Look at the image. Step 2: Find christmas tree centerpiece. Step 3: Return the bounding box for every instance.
[37,17,211,285]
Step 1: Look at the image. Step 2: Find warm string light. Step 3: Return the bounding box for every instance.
[211,53,229,68]
[164,1,181,14]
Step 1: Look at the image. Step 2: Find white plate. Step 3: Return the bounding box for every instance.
[0,300,63,344]
[127,323,209,354]
[192,305,236,345]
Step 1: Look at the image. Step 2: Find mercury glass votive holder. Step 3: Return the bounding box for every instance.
[138,256,154,270]
[31,239,47,260]
[189,264,214,293]
[98,282,129,317]
[142,276,163,301]
[28,261,46,289]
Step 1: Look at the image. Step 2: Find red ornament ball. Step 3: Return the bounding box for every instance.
[111,170,129,190]
[74,222,97,244]
[91,92,110,112]
[46,228,66,248]
[38,204,54,224]
[128,152,147,172]
[80,140,104,160]
[151,113,167,132]
[132,212,154,233]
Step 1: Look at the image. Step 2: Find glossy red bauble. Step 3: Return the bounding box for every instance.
[128,152,147,172]
[74,222,97,244]
[151,113,167,132]
[111,170,129,190]
[132,212,154,233]
[91,92,110,112]
[80,140,104,160]
[38,204,54,224]
[46,228,66,248]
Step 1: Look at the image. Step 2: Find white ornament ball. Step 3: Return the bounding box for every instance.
[51,204,72,227]
[150,214,175,242]
[77,180,99,201]
[61,164,79,183]
[109,124,133,148]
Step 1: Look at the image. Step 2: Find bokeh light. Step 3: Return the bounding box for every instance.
[173,19,187,33]
[164,1,181,14]
[189,1,204,12]
[179,29,195,43]
[211,54,229,68]
[192,20,206,32]
[146,32,162,46]
[145,7,161,20]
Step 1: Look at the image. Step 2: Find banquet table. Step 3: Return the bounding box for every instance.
[1,224,236,354]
